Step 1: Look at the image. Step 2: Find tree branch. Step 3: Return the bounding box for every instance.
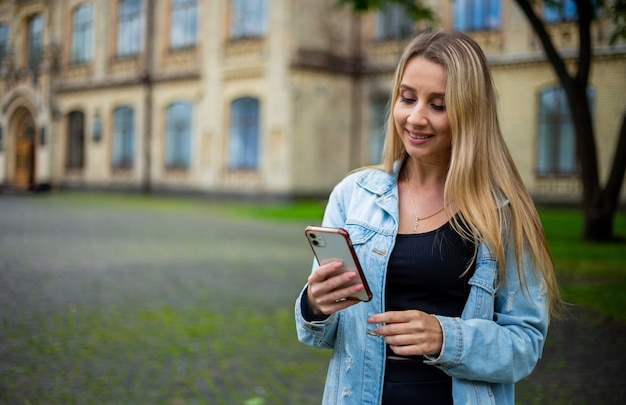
[512,0,574,87]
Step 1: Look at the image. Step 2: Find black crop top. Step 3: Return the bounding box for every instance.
[385,220,477,360]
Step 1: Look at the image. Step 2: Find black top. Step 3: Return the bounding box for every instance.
[385,220,477,362]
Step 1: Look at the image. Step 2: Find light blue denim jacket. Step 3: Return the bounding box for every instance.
[295,161,549,405]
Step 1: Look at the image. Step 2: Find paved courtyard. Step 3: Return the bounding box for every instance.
[0,192,624,404]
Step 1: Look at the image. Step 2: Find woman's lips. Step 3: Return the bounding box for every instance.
[407,130,433,140]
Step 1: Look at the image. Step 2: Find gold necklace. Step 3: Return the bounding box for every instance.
[405,171,445,232]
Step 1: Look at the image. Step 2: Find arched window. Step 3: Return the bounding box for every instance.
[112,106,135,168]
[229,97,260,170]
[67,111,85,169]
[165,102,193,169]
[170,0,197,49]
[536,87,594,175]
[71,4,93,64]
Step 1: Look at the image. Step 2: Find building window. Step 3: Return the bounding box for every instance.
[165,102,192,169]
[170,0,197,49]
[67,111,85,169]
[369,98,388,164]
[543,0,578,23]
[112,106,135,168]
[453,0,501,31]
[117,0,142,57]
[377,3,414,40]
[28,14,43,69]
[71,4,93,64]
[231,0,267,39]
[536,87,593,175]
[229,97,260,170]
[0,23,8,68]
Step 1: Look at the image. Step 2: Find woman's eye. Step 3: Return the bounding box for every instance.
[400,95,415,103]
[431,104,446,112]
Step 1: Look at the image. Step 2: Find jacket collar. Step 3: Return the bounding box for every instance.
[355,160,403,196]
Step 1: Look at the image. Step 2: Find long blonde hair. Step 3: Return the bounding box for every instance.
[382,31,562,318]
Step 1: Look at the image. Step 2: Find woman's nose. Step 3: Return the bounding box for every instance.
[407,104,427,126]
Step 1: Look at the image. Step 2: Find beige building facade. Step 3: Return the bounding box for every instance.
[0,0,625,203]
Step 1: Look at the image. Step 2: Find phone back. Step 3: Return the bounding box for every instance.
[305,226,371,302]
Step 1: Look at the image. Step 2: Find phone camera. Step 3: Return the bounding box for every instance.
[312,240,320,246]
[310,233,317,239]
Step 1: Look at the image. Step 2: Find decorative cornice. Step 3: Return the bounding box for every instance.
[55,72,201,94]
[290,49,362,75]
[487,44,626,67]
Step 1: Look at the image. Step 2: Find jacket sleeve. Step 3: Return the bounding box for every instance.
[425,243,549,384]
[294,181,351,349]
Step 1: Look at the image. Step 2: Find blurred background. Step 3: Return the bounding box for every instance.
[1,0,624,206]
[0,0,625,404]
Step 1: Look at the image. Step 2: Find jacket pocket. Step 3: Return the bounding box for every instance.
[464,266,497,321]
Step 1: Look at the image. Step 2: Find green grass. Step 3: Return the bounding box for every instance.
[1,307,330,405]
[51,192,626,321]
[1,192,624,404]
[48,191,328,221]
[538,208,626,321]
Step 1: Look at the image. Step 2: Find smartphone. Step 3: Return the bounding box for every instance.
[304,226,372,302]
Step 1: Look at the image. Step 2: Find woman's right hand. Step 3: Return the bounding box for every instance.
[305,261,365,317]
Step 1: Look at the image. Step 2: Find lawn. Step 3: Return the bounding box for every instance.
[538,208,626,321]
[0,192,624,405]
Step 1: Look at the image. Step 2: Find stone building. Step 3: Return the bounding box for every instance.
[0,0,624,203]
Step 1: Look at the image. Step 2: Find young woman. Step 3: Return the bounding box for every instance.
[295,31,562,404]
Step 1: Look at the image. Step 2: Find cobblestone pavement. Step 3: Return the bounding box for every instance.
[0,193,624,404]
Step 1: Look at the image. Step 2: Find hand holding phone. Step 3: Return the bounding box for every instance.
[305,226,372,303]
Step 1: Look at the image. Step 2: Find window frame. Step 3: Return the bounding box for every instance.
[368,97,388,165]
[376,3,415,41]
[453,0,502,32]
[27,13,43,70]
[543,0,578,23]
[112,106,135,169]
[535,86,594,176]
[66,111,85,169]
[0,23,8,68]
[165,101,193,169]
[230,0,267,39]
[71,4,93,65]
[170,0,198,50]
[228,97,260,171]
[117,0,143,58]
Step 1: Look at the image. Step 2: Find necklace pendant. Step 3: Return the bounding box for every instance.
[413,219,419,231]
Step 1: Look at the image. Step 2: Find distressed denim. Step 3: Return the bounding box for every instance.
[295,161,549,405]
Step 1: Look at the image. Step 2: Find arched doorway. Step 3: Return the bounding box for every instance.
[13,110,36,190]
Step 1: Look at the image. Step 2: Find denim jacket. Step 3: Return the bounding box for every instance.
[295,161,549,405]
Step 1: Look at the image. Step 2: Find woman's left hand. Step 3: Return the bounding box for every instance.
[367,310,443,357]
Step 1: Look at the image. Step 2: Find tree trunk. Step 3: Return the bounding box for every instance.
[584,209,615,241]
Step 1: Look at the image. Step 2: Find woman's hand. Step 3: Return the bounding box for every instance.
[306,261,365,317]
[367,310,443,357]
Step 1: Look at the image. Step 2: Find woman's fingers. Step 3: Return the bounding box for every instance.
[306,261,364,315]
[367,310,443,356]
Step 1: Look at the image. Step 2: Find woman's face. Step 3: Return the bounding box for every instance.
[393,56,451,166]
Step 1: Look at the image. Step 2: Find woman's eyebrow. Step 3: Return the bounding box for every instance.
[399,84,445,98]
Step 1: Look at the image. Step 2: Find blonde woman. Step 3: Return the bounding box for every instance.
[295,31,562,404]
